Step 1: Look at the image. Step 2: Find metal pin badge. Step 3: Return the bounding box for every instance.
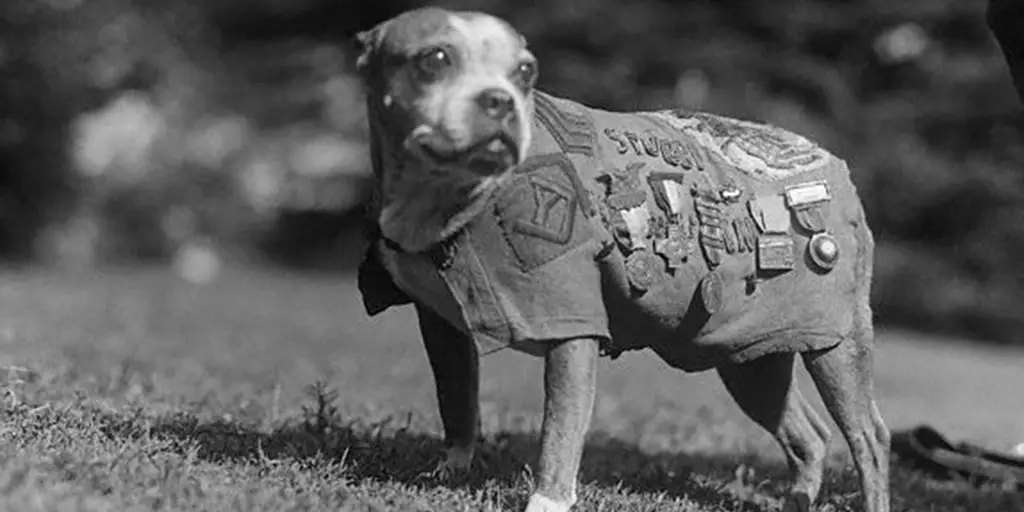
[700,272,724,315]
[719,187,742,203]
[757,234,795,271]
[808,232,840,271]
[625,250,662,293]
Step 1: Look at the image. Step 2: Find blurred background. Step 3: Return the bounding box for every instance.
[1,0,1021,346]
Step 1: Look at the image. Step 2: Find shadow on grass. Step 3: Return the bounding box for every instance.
[136,405,1024,512]
[97,383,778,510]
[142,410,784,511]
[9,393,1022,512]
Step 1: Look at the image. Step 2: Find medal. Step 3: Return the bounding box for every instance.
[625,250,663,292]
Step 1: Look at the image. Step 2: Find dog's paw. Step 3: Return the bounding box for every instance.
[442,445,473,473]
[782,493,812,512]
[416,446,474,481]
[524,493,572,512]
[415,460,458,482]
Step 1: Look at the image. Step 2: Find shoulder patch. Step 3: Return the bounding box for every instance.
[494,153,593,271]
[647,111,833,182]
[534,93,598,156]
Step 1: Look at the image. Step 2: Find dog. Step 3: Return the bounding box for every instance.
[353,7,890,512]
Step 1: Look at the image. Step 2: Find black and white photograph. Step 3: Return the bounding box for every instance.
[1,1,1022,510]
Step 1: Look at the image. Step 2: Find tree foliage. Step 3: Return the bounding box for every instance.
[2,0,1022,344]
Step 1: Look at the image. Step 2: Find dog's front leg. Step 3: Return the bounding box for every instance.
[415,304,480,475]
[526,337,599,512]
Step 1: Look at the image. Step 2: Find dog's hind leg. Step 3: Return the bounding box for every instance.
[802,325,890,512]
[717,353,831,512]
[415,304,480,475]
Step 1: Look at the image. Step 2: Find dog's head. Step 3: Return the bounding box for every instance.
[354,7,537,177]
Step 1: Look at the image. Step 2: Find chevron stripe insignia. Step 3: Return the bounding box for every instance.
[533,93,597,156]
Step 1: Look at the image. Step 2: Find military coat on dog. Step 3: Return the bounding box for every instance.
[360,92,871,373]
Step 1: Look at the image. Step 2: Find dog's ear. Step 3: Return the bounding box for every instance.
[354,21,389,73]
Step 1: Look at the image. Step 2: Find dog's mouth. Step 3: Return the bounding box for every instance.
[415,132,520,176]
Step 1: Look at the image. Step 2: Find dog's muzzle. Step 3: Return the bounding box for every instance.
[408,86,525,175]
[463,132,519,175]
[414,129,521,176]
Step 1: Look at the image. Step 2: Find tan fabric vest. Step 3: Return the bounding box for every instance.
[360,92,872,372]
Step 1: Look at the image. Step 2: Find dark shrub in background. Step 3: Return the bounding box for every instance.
[2,0,1022,346]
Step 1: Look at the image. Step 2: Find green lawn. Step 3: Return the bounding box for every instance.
[1,266,1022,511]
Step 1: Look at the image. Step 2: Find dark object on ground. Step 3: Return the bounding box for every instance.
[892,425,1024,490]
[988,0,1024,102]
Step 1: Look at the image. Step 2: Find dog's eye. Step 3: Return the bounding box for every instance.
[415,47,452,78]
[512,61,538,90]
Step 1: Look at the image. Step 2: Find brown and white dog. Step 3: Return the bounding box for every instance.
[354,7,890,512]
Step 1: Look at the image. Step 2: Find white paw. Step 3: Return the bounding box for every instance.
[524,493,572,512]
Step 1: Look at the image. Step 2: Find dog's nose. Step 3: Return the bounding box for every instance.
[476,88,515,122]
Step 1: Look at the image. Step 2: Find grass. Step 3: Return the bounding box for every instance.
[0,265,1022,511]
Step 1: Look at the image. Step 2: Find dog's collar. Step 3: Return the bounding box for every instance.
[362,219,406,253]
[381,234,407,253]
[364,219,458,269]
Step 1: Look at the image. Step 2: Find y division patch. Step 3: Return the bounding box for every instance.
[495,153,592,271]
